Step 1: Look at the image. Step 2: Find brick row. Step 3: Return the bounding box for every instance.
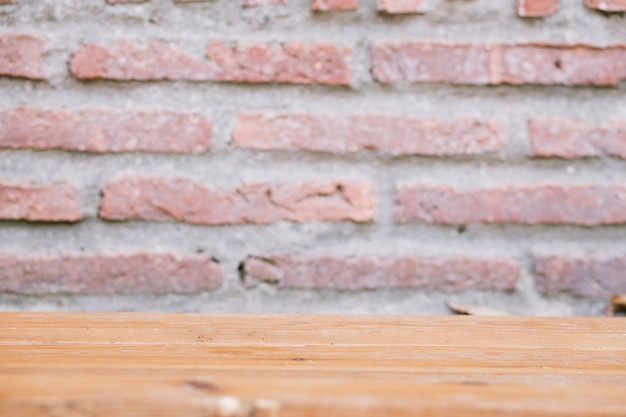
[3,108,625,160]
[0,251,621,297]
[5,34,626,87]
[5,0,626,13]
[100,0,626,13]
[3,178,626,227]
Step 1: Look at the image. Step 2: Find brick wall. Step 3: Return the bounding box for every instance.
[1,0,625,315]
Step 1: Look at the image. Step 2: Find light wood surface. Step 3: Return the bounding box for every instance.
[1,313,625,416]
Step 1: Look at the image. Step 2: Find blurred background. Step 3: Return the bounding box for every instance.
[0,0,625,315]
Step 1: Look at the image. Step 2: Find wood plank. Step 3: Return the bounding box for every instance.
[1,345,625,373]
[1,313,625,417]
[1,313,625,349]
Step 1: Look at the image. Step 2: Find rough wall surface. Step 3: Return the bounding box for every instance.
[0,0,625,315]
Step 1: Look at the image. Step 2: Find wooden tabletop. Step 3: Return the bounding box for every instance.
[1,313,625,417]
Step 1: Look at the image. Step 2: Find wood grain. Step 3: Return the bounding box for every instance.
[1,313,625,417]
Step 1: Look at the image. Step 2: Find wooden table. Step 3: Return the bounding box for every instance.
[1,313,625,416]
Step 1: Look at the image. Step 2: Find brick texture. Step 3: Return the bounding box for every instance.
[0,34,45,80]
[312,0,358,11]
[2,1,626,314]
[0,182,81,222]
[394,184,626,225]
[534,256,626,297]
[0,107,212,154]
[70,40,351,86]
[233,113,503,156]
[0,253,222,294]
[372,41,626,86]
[377,0,426,13]
[584,0,626,11]
[530,118,626,159]
[100,176,375,224]
[243,254,519,291]
[517,0,558,17]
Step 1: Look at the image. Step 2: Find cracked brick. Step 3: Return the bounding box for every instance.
[100,176,375,224]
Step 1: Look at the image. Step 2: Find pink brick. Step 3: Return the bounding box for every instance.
[0,107,212,154]
[395,183,626,225]
[499,44,625,87]
[0,34,45,80]
[372,41,493,84]
[530,118,626,159]
[71,40,351,86]
[0,182,81,222]
[377,0,426,13]
[312,0,358,11]
[372,41,626,86]
[100,176,375,224]
[517,0,558,17]
[535,256,626,297]
[243,254,519,291]
[242,0,287,6]
[233,113,503,156]
[0,253,222,294]
[584,0,626,11]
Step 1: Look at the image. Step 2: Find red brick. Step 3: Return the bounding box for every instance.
[372,41,493,84]
[0,0,17,4]
[71,40,351,86]
[499,44,625,87]
[233,113,503,156]
[312,0,358,11]
[242,0,287,6]
[0,34,45,80]
[372,41,626,86]
[0,107,212,154]
[534,256,626,297]
[516,0,558,17]
[530,117,626,159]
[100,176,374,224]
[584,0,626,11]
[394,183,626,225]
[0,253,222,294]
[0,182,81,222]
[243,254,519,291]
[377,0,426,14]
